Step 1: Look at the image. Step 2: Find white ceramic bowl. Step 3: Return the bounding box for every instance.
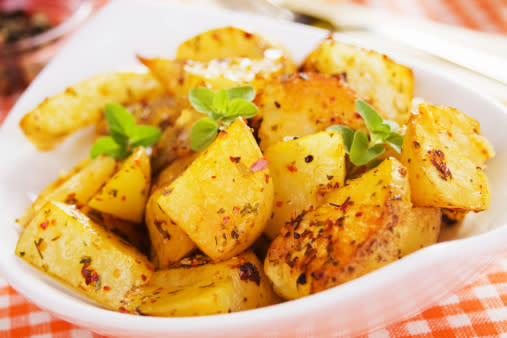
[1,1,506,336]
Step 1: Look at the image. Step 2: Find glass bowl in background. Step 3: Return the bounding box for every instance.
[0,0,93,121]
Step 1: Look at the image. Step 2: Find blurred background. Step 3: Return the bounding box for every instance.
[1,0,506,123]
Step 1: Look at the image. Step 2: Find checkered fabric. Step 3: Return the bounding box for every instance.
[1,0,506,337]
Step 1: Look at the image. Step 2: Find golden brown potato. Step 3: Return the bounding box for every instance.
[123,251,279,316]
[20,72,164,150]
[263,131,346,239]
[265,158,438,299]
[157,118,274,261]
[139,56,291,100]
[302,37,413,125]
[17,156,117,228]
[255,72,367,151]
[176,26,290,62]
[400,104,494,210]
[88,147,151,223]
[16,201,153,310]
[146,155,199,269]
[441,208,468,225]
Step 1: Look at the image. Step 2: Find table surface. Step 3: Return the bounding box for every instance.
[1,0,506,337]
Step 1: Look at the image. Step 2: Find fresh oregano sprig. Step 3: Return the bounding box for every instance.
[189,86,258,151]
[327,99,403,167]
[90,103,162,160]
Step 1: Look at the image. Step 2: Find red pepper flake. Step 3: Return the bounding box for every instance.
[250,157,269,172]
[211,175,216,179]
[233,206,240,214]
[354,113,361,119]
[103,286,111,291]
[238,263,261,285]
[95,197,103,202]
[81,263,99,285]
[141,274,147,282]
[330,96,336,102]
[121,195,126,201]
[78,285,87,291]
[222,216,230,224]
[322,102,328,109]
[118,306,129,313]
[276,201,283,207]
[287,164,298,172]
[264,174,270,184]
[229,156,241,163]
[40,221,49,230]
[260,187,264,192]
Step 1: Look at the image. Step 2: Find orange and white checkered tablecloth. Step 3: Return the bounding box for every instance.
[1,0,506,337]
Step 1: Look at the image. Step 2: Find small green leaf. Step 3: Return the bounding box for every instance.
[385,132,403,153]
[104,103,136,144]
[227,86,256,102]
[189,87,215,114]
[212,89,229,116]
[350,131,385,166]
[131,125,162,147]
[384,120,399,133]
[356,100,383,132]
[367,158,383,170]
[191,118,219,151]
[222,99,258,122]
[327,125,354,154]
[90,136,127,160]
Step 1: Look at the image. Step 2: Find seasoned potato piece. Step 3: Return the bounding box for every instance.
[17,156,117,228]
[400,104,494,210]
[20,72,164,150]
[264,131,346,239]
[265,158,428,299]
[255,72,366,151]
[146,155,198,268]
[124,251,279,316]
[89,147,151,223]
[441,208,468,225]
[398,207,441,256]
[151,108,201,174]
[158,118,274,261]
[302,37,413,125]
[15,201,153,310]
[176,26,289,62]
[139,56,291,100]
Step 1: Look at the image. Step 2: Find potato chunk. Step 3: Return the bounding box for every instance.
[255,72,366,151]
[17,155,117,228]
[89,147,151,223]
[158,118,274,261]
[146,155,198,268]
[124,251,279,316]
[15,201,153,310]
[400,104,494,210]
[265,158,440,299]
[20,72,164,150]
[176,26,289,62]
[302,37,413,125]
[264,131,346,239]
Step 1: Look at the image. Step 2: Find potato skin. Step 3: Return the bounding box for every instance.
[400,104,494,210]
[16,201,153,310]
[264,131,346,239]
[20,72,164,151]
[158,118,274,261]
[265,158,430,299]
[255,72,367,151]
[124,251,280,316]
[302,37,413,125]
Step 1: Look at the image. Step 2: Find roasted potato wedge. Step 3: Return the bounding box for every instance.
[255,72,367,151]
[176,26,290,62]
[158,118,274,261]
[146,155,198,268]
[20,72,164,150]
[265,158,440,299]
[264,131,346,239]
[302,37,413,125]
[400,104,494,210]
[124,251,279,316]
[16,201,153,310]
[17,155,117,228]
[139,56,291,100]
[89,147,151,223]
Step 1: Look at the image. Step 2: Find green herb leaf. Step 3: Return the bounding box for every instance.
[367,158,383,170]
[191,118,219,151]
[90,136,126,160]
[104,103,136,145]
[384,120,399,133]
[213,89,229,117]
[227,86,256,101]
[131,125,162,147]
[385,132,403,154]
[356,100,382,132]
[327,125,354,154]
[349,131,385,166]
[222,99,258,122]
[189,87,215,115]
